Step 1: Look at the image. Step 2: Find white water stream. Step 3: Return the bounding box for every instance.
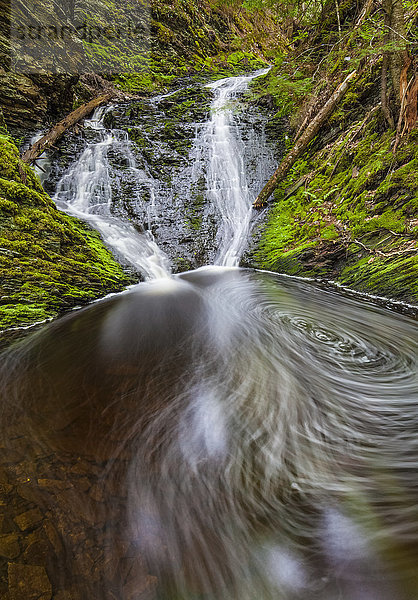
[2,72,418,600]
[53,107,171,280]
[204,70,269,266]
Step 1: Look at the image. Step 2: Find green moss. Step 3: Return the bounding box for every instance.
[0,137,132,330]
[0,304,50,328]
[339,255,418,301]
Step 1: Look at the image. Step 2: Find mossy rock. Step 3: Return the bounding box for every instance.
[0,137,132,330]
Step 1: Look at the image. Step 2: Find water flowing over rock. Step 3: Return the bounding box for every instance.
[50,71,276,277]
[0,71,417,600]
[53,106,171,280]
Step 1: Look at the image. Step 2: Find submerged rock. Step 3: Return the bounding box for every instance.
[8,563,52,600]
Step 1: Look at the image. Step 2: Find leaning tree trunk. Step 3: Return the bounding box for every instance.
[253,71,357,208]
[381,0,395,127]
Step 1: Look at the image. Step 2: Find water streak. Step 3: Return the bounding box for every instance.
[0,268,417,599]
[198,69,270,266]
[53,107,171,280]
[2,72,417,600]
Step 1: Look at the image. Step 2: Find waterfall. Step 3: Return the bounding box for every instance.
[1,72,418,600]
[53,107,171,280]
[53,70,273,276]
[202,69,270,266]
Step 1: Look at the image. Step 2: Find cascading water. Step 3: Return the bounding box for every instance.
[202,70,270,266]
[173,69,273,267]
[53,70,274,276]
[53,106,171,280]
[0,72,417,600]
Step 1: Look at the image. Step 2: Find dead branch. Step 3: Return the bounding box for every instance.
[353,238,416,257]
[393,58,413,153]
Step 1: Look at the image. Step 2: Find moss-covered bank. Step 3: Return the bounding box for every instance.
[0,135,132,329]
[249,49,418,304]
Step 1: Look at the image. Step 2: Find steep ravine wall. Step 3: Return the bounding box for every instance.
[247,62,418,305]
[1,0,281,134]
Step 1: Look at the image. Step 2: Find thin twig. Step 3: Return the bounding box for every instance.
[353,238,416,257]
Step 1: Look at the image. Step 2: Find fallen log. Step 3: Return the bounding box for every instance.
[253,70,357,208]
[21,93,113,165]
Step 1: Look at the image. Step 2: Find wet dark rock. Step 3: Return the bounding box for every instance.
[0,484,13,495]
[0,73,48,134]
[21,537,52,566]
[53,590,80,600]
[42,521,64,556]
[0,516,16,536]
[37,479,71,491]
[0,451,24,467]
[14,508,43,532]
[123,574,158,600]
[89,484,104,503]
[16,483,49,507]
[0,535,20,560]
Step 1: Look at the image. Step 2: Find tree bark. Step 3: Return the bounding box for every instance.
[21,93,113,165]
[253,70,357,208]
[383,0,408,108]
[381,0,395,128]
[390,0,408,101]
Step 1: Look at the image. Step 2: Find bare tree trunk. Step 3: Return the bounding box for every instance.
[390,0,408,100]
[253,71,357,208]
[381,0,395,127]
[381,53,395,127]
[383,0,408,108]
[21,93,113,165]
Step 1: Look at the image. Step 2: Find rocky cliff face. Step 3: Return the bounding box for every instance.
[1,0,281,135]
[0,0,83,132]
[0,0,281,332]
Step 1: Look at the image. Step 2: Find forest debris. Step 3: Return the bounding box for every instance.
[353,237,416,257]
[283,173,313,199]
[253,71,357,208]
